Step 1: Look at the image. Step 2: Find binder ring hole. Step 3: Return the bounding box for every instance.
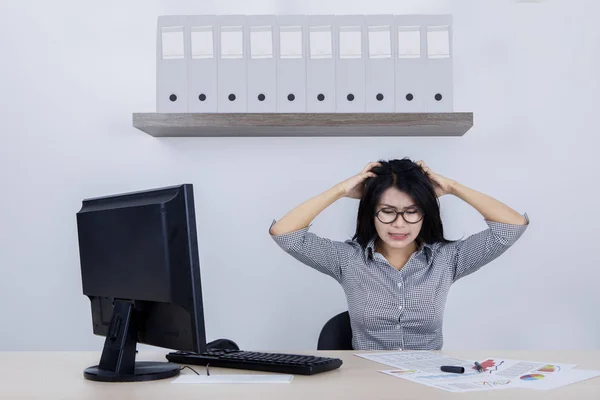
[287,94,295,101]
[435,93,442,101]
[347,94,355,101]
[406,93,414,101]
[376,93,384,101]
[169,94,177,102]
[199,94,206,101]
[317,94,325,101]
[228,94,236,101]
[258,94,266,101]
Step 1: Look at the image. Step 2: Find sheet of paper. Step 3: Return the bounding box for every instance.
[379,369,517,392]
[523,369,600,390]
[478,357,579,390]
[355,351,476,374]
[484,358,577,379]
[356,351,504,392]
[356,351,584,393]
[172,374,294,384]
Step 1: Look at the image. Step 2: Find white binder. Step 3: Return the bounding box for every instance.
[395,15,425,112]
[335,15,366,112]
[276,15,307,112]
[246,15,277,112]
[157,16,188,112]
[217,15,247,112]
[186,15,218,112]
[365,15,395,112]
[423,15,453,112]
[306,15,336,112]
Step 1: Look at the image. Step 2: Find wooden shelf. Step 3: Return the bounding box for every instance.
[132,112,473,137]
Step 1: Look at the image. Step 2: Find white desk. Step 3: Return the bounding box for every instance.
[1,350,599,399]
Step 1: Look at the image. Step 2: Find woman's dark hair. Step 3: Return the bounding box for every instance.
[352,158,452,249]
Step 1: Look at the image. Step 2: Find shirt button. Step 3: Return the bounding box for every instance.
[398,305,403,311]
[397,282,402,288]
[396,324,401,329]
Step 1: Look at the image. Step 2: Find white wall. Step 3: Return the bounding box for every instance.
[1,0,598,352]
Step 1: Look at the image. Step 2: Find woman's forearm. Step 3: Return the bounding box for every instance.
[450,181,528,225]
[269,184,346,235]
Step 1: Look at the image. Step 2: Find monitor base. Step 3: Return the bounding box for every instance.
[84,361,180,382]
[83,300,181,383]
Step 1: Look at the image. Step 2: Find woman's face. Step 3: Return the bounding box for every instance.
[374,187,424,251]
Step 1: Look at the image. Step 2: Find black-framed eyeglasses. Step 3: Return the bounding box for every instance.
[375,207,424,224]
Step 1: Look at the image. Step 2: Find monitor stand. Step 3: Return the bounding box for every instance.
[83,300,181,382]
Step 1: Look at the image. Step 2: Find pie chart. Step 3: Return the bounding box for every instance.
[520,374,545,381]
[538,365,558,373]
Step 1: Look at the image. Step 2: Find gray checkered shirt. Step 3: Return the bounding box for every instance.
[270,214,529,350]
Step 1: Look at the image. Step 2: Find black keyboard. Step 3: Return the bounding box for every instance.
[166,349,343,375]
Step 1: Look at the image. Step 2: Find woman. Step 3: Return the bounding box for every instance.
[269,158,529,350]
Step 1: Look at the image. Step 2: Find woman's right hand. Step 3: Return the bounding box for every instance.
[337,162,381,199]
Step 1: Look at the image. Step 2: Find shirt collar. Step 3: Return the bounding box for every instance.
[364,237,434,263]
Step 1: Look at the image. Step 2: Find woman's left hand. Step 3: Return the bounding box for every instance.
[416,160,456,197]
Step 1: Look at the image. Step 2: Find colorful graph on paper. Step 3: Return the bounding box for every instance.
[536,364,560,373]
[520,374,545,381]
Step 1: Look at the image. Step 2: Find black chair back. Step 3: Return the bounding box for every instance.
[317,311,353,350]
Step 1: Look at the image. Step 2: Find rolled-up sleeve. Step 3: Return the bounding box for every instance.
[269,220,352,283]
[452,213,530,282]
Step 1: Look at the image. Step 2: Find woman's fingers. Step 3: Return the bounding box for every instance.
[362,161,381,174]
[361,170,377,180]
[417,160,430,173]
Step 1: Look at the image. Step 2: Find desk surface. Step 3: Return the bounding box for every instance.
[1,350,599,399]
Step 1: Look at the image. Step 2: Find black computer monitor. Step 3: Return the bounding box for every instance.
[76,184,207,382]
